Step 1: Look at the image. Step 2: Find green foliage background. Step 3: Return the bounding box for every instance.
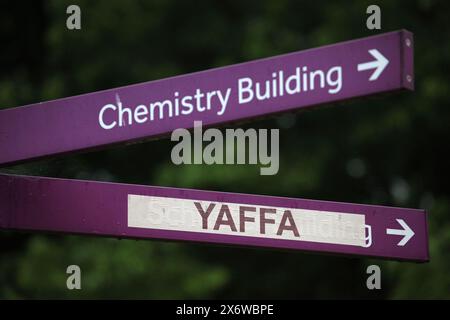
[0,0,449,299]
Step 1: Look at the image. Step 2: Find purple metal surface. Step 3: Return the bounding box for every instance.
[0,174,429,262]
[0,30,413,166]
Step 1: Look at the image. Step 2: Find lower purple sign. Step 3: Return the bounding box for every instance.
[0,174,429,262]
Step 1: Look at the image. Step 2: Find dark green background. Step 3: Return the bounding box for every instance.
[1,0,449,299]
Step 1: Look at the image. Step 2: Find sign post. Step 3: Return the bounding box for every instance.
[0,30,413,166]
[0,174,429,262]
[0,30,426,262]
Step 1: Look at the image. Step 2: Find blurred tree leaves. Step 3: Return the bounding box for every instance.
[3,236,228,299]
[1,0,450,298]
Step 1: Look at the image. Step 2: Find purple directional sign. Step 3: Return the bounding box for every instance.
[0,30,413,166]
[0,174,429,262]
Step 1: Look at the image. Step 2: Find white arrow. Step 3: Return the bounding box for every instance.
[357,49,389,81]
[386,219,415,246]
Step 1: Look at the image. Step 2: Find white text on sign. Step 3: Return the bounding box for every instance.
[99,65,343,130]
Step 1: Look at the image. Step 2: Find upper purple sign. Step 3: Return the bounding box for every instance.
[0,174,428,262]
[0,30,413,166]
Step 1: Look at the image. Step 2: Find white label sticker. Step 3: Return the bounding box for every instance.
[128,194,366,246]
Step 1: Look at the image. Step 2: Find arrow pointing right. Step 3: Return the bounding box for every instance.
[386,219,415,246]
[357,49,389,81]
